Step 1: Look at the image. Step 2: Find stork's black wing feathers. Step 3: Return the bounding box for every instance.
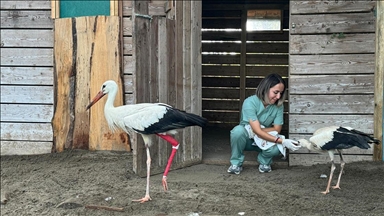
[137,105,208,134]
[322,127,378,150]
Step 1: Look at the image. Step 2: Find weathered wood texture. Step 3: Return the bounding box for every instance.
[289,0,378,165]
[374,1,383,161]
[53,16,129,152]
[131,1,203,177]
[202,1,290,132]
[0,1,54,155]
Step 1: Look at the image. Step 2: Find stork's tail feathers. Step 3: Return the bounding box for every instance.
[182,112,208,128]
[338,127,381,145]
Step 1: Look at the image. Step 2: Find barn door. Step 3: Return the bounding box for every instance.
[132,1,203,177]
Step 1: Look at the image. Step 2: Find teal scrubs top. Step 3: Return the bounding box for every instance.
[240,95,284,127]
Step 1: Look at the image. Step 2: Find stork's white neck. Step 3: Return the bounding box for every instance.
[104,86,118,132]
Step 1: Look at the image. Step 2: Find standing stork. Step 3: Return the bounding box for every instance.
[298,126,380,195]
[86,80,207,203]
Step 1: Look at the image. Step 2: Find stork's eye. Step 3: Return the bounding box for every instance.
[102,85,106,89]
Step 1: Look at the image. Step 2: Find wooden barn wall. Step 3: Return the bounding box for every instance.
[202,0,290,136]
[289,1,377,166]
[1,0,54,155]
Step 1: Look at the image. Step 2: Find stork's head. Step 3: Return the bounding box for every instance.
[297,139,319,151]
[86,80,117,110]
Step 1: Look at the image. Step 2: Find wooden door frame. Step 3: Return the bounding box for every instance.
[51,0,119,19]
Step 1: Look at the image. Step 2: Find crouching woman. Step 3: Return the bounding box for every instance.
[227,73,300,174]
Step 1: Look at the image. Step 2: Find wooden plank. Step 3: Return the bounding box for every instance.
[203,65,288,76]
[202,31,241,41]
[191,0,203,161]
[149,17,160,167]
[246,66,288,77]
[203,55,240,64]
[122,74,134,93]
[202,77,240,87]
[289,114,374,134]
[246,54,288,65]
[0,85,53,104]
[1,1,51,9]
[122,17,133,36]
[291,1,376,14]
[182,0,192,162]
[290,13,375,34]
[52,18,73,152]
[202,100,240,111]
[1,48,53,66]
[157,17,170,167]
[86,16,128,151]
[202,19,241,29]
[374,0,384,161]
[124,93,135,105]
[290,54,375,75]
[203,66,240,76]
[0,10,53,28]
[247,31,289,41]
[289,154,374,167]
[289,95,374,114]
[1,104,53,122]
[202,42,241,53]
[202,111,240,123]
[202,10,242,18]
[1,122,52,141]
[0,141,52,156]
[246,42,288,53]
[0,67,53,85]
[123,36,133,55]
[132,0,150,177]
[174,0,184,169]
[290,34,375,54]
[122,0,166,16]
[289,74,374,94]
[123,56,134,75]
[202,88,240,99]
[1,29,53,47]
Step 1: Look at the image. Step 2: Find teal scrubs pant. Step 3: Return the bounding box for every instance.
[230,125,281,166]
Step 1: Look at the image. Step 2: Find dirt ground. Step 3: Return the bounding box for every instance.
[1,150,383,216]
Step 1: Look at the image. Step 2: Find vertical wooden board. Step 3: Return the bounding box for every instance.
[374,1,384,161]
[132,0,150,177]
[191,1,202,161]
[150,17,160,167]
[174,0,184,166]
[53,18,73,152]
[165,18,176,168]
[182,1,192,162]
[72,17,94,149]
[158,17,170,166]
[88,16,129,151]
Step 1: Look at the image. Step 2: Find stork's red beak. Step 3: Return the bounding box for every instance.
[86,91,106,110]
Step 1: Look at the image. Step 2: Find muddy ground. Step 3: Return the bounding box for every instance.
[1,150,383,216]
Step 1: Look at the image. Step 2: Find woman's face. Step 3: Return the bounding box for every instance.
[267,83,285,105]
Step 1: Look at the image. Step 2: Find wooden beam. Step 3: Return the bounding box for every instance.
[110,0,119,16]
[374,1,384,161]
[51,0,60,19]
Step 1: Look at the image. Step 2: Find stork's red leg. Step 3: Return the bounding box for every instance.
[156,134,179,191]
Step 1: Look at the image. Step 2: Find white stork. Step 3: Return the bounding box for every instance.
[298,126,380,195]
[86,80,207,203]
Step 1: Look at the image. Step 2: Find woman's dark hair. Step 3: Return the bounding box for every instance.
[255,73,286,106]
